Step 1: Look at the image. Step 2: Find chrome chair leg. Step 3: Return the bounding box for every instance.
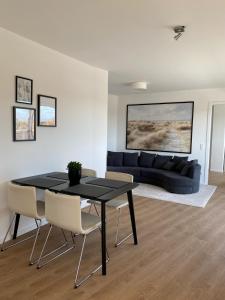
[88,204,92,213]
[115,208,133,247]
[74,230,109,288]
[88,203,99,216]
[1,215,16,251]
[37,225,75,269]
[29,219,42,265]
[74,234,86,288]
[93,204,100,216]
[37,224,53,268]
[61,229,68,243]
[1,215,41,252]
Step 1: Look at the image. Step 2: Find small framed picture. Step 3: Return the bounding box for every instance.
[37,94,57,127]
[15,76,33,104]
[13,107,36,141]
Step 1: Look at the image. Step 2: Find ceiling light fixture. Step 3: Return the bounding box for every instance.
[173,25,185,40]
[131,81,148,91]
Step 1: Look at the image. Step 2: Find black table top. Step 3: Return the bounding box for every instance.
[12,172,139,202]
[46,172,69,180]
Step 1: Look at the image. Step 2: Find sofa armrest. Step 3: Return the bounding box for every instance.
[188,164,201,181]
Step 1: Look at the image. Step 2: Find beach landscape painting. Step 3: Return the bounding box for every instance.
[126,102,194,153]
[13,107,36,141]
[38,95,57,127]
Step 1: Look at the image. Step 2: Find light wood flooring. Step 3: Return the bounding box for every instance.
[1,174,225,300]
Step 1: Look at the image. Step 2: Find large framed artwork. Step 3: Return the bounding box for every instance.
[126,101,194,154]
[15,76,33,104]
[13,107,36,141]
[37,94,57,127]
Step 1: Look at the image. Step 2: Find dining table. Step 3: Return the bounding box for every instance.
[12,171,139,275]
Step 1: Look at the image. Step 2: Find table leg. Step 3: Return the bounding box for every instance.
[127,190,138,245]
[101,201,106,275]
[13,214,20,240]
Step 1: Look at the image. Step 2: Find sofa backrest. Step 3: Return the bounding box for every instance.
[107,151,200,179]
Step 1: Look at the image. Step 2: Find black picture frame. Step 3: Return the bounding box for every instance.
[13,106,36,142]
[37,94,57,127]
[15,76,33,105]
[126,101,194,154]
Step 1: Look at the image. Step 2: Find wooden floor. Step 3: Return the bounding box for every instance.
[1,174,225,300]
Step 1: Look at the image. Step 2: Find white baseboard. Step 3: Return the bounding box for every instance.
[0,218,48,243]
[210,169,224,173]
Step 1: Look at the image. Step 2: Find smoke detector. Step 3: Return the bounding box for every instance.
[131,81,148,91]
[173,25,185,40]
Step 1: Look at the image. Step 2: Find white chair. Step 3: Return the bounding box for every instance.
[81,168,97,177]
[81,168,97,209]
[37,190,108,288]
[1,183,45,265]
[89,171,133,247]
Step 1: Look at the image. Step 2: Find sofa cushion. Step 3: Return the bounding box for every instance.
[140,167,175,180]
[175,160,188,172]
[173,156,188,163]
[123,152,139,167]
[140,167,194,187]
[107,151,123,166]
[153,155,172,169]
[107,166,141,177]
[139,152,156,168]
[180,160,198,176]
[162,161,176,171]
[173,156,188,171]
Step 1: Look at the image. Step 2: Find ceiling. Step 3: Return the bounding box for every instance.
[0,0,225,95]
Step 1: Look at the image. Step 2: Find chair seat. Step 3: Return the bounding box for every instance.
[106,199,128,209]
[81,212,101,234]
[88,198,128,210]
[37,201,45,219]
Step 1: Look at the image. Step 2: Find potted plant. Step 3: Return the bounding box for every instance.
[67,161,82,186]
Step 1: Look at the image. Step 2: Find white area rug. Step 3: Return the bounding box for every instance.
[133,183,217,208]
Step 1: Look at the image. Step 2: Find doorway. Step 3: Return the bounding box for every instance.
[208,104,225,186]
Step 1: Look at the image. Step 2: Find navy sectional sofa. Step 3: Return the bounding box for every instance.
[107,151,201,194]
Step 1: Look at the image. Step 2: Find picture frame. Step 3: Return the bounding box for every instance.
[126,101,194,154]
[37,94,57,127]
[15,76,33,105]
[13,106,36,141]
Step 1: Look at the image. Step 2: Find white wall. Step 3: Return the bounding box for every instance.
[0,27,108,241]
[107,94,119,151]
[210,104,225,172]
[108,89,225,184]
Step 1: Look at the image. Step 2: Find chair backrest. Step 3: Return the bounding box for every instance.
[82,168,97,177]
[8,183,39,218]
[45,190,83,234]
[105,171,133,183]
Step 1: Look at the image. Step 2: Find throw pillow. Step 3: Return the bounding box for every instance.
[180,160,197,176]
[153,155,172,169]
[173,156,188,163]
[107,151,123,166]
[139,152,156,168]
[190,159,198,165]
[162,161,176,171]
[175,159,188,172]
[123,152,139,167]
